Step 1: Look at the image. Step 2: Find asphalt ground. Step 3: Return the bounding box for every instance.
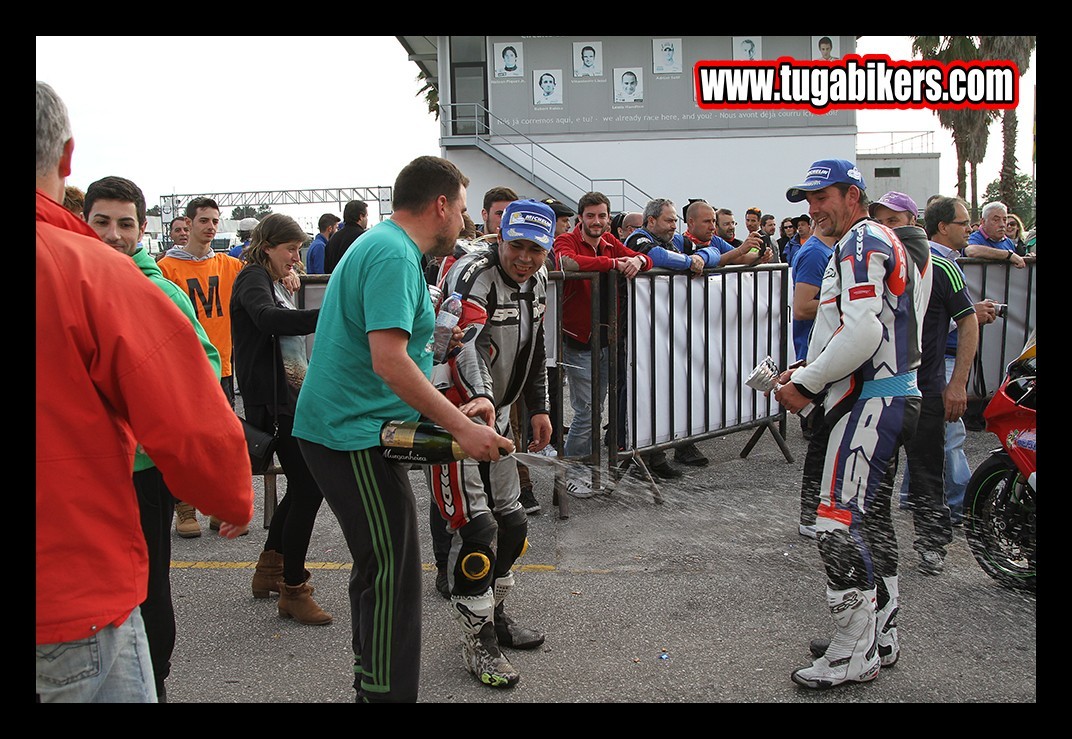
[164,407,1036,703]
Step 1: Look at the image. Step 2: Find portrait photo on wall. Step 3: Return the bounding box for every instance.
[533,69,564,105]
[573,41,603,77]
[812,36,840,61]
[494,42,524,77]
[733,37,763,61]
[652,38,682,74]
[614,67,644,102]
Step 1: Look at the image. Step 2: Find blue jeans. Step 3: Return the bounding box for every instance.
[36,606,158,703]
[562,344,609,460]
[943,356,970,520]
[899,356,970,523]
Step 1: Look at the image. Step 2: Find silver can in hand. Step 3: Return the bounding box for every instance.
[746,356,814,416]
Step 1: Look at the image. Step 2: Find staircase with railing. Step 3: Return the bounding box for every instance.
[442,102,651,213]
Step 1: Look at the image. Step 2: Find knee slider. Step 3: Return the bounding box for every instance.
[454,515,497,596]
[817,528,869,591]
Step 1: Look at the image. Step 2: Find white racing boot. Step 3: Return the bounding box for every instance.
[809,576,899,668]
[453,588,520,689]
[793,587,880,689]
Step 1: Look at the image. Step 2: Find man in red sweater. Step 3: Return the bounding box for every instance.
[553,191,653,498]
[36,81,253,703]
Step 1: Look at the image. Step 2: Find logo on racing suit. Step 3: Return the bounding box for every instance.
[848,284,876,300]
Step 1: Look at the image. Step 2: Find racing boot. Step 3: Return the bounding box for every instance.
[792,586,880,689]
[454,588,519,688]
[809,576,899,667]
[874,576,899,667]
[492,574,544,649]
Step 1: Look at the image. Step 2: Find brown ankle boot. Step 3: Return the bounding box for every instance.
[278,582,332,625]
[252,550,284,598]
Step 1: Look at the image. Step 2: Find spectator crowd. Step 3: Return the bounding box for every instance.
[37,77,1034,702]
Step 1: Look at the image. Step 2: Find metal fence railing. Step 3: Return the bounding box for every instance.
[281,255,1035,522]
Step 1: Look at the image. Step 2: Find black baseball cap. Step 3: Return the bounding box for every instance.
[541,198,575,218]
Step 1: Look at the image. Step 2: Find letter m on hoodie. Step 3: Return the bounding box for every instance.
[187,275,223,318]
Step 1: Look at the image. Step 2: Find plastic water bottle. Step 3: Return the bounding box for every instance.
[433,291,463,363]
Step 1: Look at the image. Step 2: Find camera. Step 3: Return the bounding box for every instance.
[995,303,1008,319]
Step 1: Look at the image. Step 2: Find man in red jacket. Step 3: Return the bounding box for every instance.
[553,191,653,498]
[36,81,253,703]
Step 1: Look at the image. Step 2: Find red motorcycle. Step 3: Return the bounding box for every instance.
[964,332,1036,592]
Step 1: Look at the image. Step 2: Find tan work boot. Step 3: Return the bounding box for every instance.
[278,582,332,625]
[252,550,284,599]
[174,502,201,538]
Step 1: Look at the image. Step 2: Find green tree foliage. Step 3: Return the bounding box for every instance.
[146,205,161,217]
[416,70,439,120]
[231,205,273,221]
[983,174,1035,228]
[978,36,1036,213]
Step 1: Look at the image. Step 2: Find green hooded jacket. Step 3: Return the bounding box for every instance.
[131,246,222,471]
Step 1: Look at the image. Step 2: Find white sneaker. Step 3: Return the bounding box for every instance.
[565,477,594,499]
[534,445,558,458]
[799,523,818,539]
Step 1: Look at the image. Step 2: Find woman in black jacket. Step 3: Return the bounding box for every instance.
[231,214,330,625]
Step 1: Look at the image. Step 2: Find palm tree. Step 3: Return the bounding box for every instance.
[416,70,439,120]
[910,36,997,217]
[978,36,1036,215]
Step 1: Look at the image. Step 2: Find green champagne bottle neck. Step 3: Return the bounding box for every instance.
[380,420,466,465]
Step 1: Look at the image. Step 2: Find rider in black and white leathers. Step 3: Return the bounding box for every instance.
[438,242,549,421]
[426,219,553,685]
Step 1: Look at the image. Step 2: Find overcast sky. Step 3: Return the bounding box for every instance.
[36,35,1035,228]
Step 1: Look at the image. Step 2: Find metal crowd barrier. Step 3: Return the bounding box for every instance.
[544,263,794,515]
[271,255,1032,524]
[958,256,1037,402]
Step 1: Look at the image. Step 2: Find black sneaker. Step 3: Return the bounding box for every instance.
[650,460,683,479]
[519,485,541,515]
[674,442,709,467]
[918,549,945,575]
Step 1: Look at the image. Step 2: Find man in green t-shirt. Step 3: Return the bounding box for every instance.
[294,155,513,703]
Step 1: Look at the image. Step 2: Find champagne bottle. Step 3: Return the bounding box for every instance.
[380,420,466,465]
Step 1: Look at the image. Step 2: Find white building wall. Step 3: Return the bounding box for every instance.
[857,153,941,214]
[452,132,857,225]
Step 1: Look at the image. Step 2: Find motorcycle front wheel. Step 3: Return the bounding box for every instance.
[964,453,1036,593]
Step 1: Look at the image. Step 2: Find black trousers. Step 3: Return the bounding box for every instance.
[247,408,324,585]
[299,441,422,703]
[132,466,176,696]
[904,394,954,555]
